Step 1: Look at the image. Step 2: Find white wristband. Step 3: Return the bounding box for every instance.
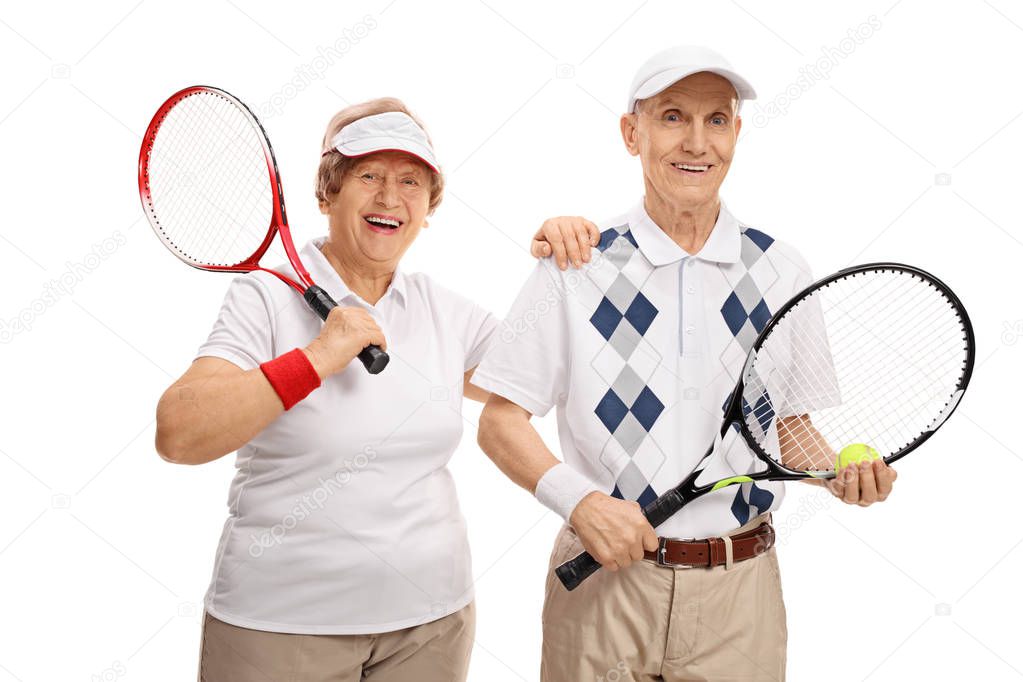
[534,463,601,523]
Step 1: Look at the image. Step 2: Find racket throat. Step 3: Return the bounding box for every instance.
[711,475,754,491]
[719,385,745,439]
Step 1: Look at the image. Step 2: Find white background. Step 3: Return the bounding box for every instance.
[1,1,1020,680]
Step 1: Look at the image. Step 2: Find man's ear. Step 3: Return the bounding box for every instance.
[318,199,330,215]
[620,113,640,156]
[735,114,742,139]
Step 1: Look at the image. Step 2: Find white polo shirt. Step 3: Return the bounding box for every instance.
[195,237,497,634]
[472,199,814,540]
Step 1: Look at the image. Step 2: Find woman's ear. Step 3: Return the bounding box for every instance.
[318,199,330,215]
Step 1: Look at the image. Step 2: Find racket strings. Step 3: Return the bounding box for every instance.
[769,276,965,409]
[151,97,268,263]
[741,270,969,474]
[751,284,966,469]
[763,318,956,471]
[192,95,273,259]
[776,286,966,420]
[817,277,967,385]
[175,95,270,261]
[752,294,963,468]
[144,90,274,267]
[789,286,966,415]
[751,282,944,426]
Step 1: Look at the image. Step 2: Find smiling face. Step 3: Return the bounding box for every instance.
[621,71,741,212]
[318,150,432,270]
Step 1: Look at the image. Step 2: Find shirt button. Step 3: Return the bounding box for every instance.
[687,260,696,268]
[686,326,695,334]
[687,286,695,294]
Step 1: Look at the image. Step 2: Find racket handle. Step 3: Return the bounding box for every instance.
[303,285,390,375]
[555,490,684,591]
[555,551,602,591]
[357,346,390,374]
[641,489,685,529]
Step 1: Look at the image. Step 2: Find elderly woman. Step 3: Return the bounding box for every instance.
[155,98,594,682]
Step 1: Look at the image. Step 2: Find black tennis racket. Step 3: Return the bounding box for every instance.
[556,263,974,590]
[138,85,389,374]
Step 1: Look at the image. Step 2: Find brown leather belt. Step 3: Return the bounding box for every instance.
[642,521,775,568]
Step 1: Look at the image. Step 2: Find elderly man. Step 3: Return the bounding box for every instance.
[473,46,897,680]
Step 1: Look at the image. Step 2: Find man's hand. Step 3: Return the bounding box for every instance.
[824,459,898,506]
[569,492,658,571]
[530,216,600,270]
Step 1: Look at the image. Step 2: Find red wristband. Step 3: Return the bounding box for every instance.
[259,348,322,410]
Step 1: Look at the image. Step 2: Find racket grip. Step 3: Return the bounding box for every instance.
[641,489,685,529]
[303,285,390,375]
[555,551,602,591]
[357,346,389,374]
[554,490,684,591]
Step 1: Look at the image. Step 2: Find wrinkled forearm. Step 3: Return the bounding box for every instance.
[155,359,283,465]
[476,396,559,493]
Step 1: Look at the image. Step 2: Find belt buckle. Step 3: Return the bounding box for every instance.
[655,537,694,569]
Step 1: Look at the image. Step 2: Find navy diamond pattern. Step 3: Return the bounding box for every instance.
[631,386,664,431]
[588,224,665,505]
[720,226,782,525]
[730,482,776,525]
[721,291,747,336]
[749,299,772,333]
[624,292,658,336]
[590,219,787,525]
[743,227,774,252]
[595,389,629,432]
[718,227,777,356]
[597,226,638,252]
[590,297,623,340]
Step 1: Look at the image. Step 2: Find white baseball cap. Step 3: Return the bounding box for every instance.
[627,45,757,113]
[326,111,440,173]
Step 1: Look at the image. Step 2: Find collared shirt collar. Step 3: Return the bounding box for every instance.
[626,198,742,266]
[300,237,407,308]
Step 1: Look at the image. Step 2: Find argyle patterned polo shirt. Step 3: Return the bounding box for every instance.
[473,199,815,539]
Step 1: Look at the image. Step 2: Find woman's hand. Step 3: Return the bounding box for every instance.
[530,217,601,270]
[303,307,387,379]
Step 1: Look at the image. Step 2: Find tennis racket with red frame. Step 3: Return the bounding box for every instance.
[138,85,389,374]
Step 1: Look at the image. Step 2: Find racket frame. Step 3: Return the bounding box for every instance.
[138,85,389,374]
[139,85,313,293]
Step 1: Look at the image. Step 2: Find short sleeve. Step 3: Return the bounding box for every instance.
[470,261,569,417]
[195,275,275,370]
[462,303,499,372]
[776,293,842,417]
[770,251,841,417]
[783,244,815,293]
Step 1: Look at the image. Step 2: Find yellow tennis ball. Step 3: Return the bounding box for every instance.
[835,443,880,471]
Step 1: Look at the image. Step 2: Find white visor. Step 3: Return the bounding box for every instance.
[327,111,439,173]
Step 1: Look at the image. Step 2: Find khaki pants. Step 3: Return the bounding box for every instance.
[198,602,475,682]
[541,516,786,682]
